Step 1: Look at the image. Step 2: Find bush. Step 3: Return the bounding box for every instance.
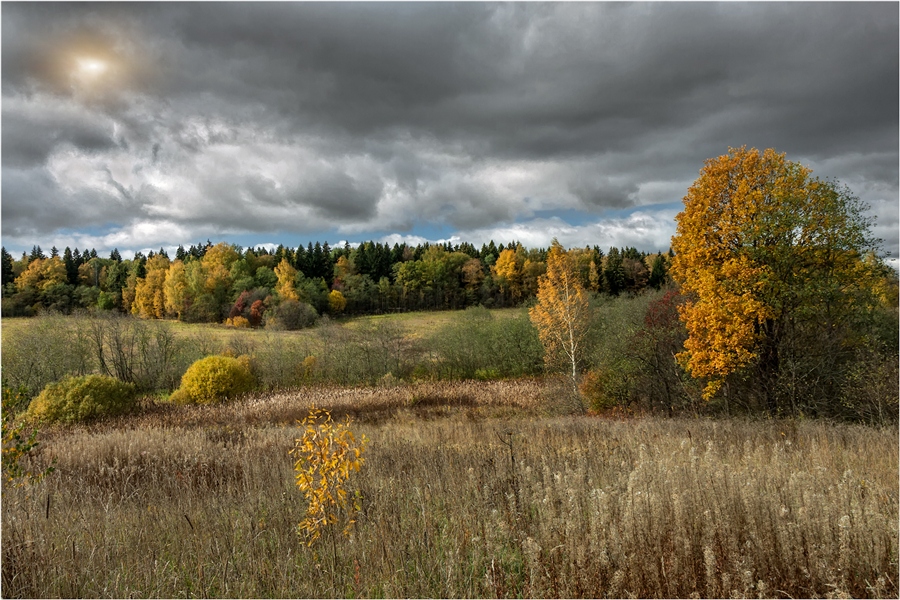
[314,318,413,385]
[225,315,251,328]
[2,386,54,485]
[169,355,255,405]
[266,299,318,331]
[431,307,543,380]
[26,375,137,424]
[252,335,314,389]
[579,368,624,412]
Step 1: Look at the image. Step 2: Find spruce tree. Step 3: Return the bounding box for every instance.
[1,247,14,291]
[605,247,625,296]
[63,247,79,284]
[648,253,667,290]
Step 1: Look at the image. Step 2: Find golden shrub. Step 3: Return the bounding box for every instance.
[225,316,251,328]
[26,375,137,424]
[579,368,622,412]
[169,355,255,405]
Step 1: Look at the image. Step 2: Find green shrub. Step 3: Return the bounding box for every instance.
[169,355,255,405]
[314,319,412,385]
[266,299,318,330]
[431,307,543,380]
[26,375,137,424]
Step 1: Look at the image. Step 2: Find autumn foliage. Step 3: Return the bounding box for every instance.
[671,147,883,410]
[169,355,255,405]
[26,374,137,424]
[529,240,592,394]
[291,407,366,546]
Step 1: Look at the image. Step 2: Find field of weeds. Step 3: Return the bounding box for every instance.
[2,379,897,598]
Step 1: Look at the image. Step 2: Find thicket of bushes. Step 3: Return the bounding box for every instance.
[431,306,543,380]
[1,309,546,416]
[2,285,897,425]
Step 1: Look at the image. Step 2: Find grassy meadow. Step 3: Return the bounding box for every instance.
[0,307,522,346]
[2,379,897,598]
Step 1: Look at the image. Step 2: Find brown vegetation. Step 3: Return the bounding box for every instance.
[3,380,897,598]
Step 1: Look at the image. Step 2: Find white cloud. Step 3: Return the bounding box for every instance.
[377,210,680,253]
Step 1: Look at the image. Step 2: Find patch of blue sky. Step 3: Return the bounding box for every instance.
[522,208,594,225]
[592,201,683,220]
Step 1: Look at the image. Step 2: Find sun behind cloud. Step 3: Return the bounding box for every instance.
[76,57,108,77]
[70,52,116,92]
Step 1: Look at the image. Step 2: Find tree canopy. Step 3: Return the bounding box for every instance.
[2,238,673,321]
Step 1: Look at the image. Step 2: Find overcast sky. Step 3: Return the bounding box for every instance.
[2,2,897,260]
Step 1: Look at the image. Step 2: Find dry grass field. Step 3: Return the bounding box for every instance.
[2,379,897,598]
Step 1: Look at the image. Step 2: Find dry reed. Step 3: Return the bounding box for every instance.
[3,380,896,598]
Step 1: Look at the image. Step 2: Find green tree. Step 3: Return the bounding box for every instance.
[647,253,668,290]
[1,247,14,294]
[604,247,625,296]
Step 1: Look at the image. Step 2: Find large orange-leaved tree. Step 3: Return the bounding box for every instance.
[670,147,881,414]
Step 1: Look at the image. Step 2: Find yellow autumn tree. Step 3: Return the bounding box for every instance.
[201,242,241,303]
[163,260,188,319]
[492,245,525,303]
[671,147,881,412]
[529,240,593,396]
[132,254,170,319]
[274,258,300,302]
[461,257,485,291]
[14,256,67,293]
[328,289,347,314]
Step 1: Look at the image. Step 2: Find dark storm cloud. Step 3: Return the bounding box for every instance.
[2,99,118,168]
[1,2,897,256]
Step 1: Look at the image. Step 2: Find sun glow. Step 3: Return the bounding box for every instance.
[76,57,109,77]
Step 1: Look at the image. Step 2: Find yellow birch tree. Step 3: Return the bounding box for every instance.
[492,246,524,303]
[529,240,593,395]
[163,260,188,319]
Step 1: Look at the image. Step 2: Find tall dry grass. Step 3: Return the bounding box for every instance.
[3,380,897,598]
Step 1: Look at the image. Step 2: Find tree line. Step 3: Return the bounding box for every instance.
[1,238,670,322]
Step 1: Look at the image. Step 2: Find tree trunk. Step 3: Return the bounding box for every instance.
[759,320,781,417]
